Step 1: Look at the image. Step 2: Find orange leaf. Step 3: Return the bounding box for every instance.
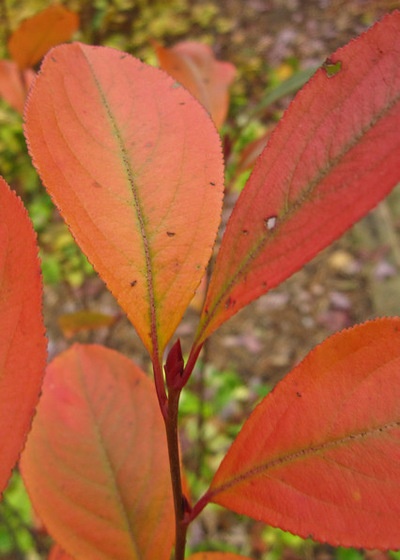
[189,273,208,313]
[21,344,174,560]
[48,543,75,560]
[194,11,400,347]
[8,5,79,69]
[154,40,236,128]
[25,43,224,357]
[0,60,35,113]
[57,310,117,338]
[207,318,400,549]
[187,554,251,560]
[0,176,46,493]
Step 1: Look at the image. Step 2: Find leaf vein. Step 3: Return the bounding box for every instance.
[210,420,400,499]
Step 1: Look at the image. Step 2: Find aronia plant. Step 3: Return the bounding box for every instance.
[0,9,400,560]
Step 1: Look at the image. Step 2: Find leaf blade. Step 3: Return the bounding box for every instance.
[21,344,174,560]
[0,176,46,493]
[0,60,35,113]
[154,40,236,128]
[24,43,224,356]
[48,543,75,560]
[8,5,79,69]
[208,318,400,549]
[196,11,400,345]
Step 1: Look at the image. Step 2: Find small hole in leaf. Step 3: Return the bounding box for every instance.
[264,216,277,231]
[323,58,342,78]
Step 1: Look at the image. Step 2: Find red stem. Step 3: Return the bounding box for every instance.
[153,350,188,559]
[154,341,206,558]
[184,490,212,525]
[164,386,188,560]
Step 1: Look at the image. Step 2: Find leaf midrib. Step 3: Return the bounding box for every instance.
[83,48,159,356]
[78,356,142,559]
[210,419,400,501]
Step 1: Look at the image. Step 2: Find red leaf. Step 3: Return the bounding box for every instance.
[24,43,224,357]
[187,554,251,560]
[206,318,400,549]
[194,11,400,347]
[21,344,174,560]
[8,5,79,69]
[154,40,236,128]
[0,176,45,493]
[0,60,34,113]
